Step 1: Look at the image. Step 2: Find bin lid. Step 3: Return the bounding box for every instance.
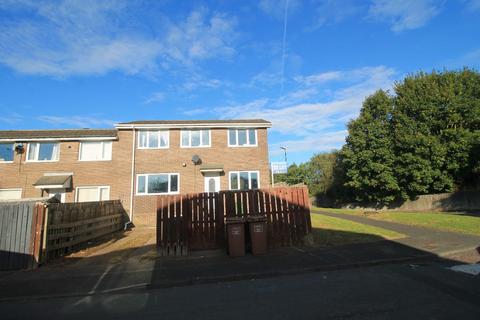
[225,216,245,224]
[247,214,267,222]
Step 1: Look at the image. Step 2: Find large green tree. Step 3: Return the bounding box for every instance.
[338,68,480,205]
[393,69,480,198]
[340,90,400,203]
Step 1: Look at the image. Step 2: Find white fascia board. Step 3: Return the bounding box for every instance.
[0,137,117,142]
[115,123,272,129]
[199,169,224,173]
[34,184,65,189]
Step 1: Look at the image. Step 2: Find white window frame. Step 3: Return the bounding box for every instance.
[26,142,60,162]
[0,188,22,200]
[228,129,258,147]
[136,173,180,195]
[0,143,14,163]
[75,186,110,202]
[228,171,260,190]
[137,130,170,149]
[180,129,211,148]
[78,141,112,161]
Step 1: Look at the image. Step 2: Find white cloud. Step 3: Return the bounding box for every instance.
[368,0,442,32]
[214,66,396,154]
[0,1,237,77]
[37,115,117,128]
[0,112,24,124]
[310,0,362,29]
[258,0,301,19]
[162,9,237,65]
[464,0,480,11]
[144,92,165,105]
[445,47,480,69]
[295,71,342,85]
[182,108,210,116]
[270,130,348,155]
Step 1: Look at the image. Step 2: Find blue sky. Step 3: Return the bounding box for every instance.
[0,0,479,164]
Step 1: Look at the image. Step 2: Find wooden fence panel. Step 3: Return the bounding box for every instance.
[156,187,312,253]
[44,200,126,261]
[0,201,44,270]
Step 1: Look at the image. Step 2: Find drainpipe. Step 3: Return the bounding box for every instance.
[129,127,136,222]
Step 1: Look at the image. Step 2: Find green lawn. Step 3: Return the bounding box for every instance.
[309,213,404,247]
[313,206,480,236]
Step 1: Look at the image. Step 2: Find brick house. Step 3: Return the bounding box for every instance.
[0,119,272,224]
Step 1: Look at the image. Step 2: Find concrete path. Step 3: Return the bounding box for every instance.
[312,209,480,257]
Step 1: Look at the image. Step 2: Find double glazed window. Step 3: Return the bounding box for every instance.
[181,129,210,147]
[76,186,110,202]
[0,188,22,200]
[79,141,112,161]
[228,129,257,147]
[0,143,14,162]
[27,142,59,161]
[137,173,179,195]
[138,130,169,149]
[229,171,259,190]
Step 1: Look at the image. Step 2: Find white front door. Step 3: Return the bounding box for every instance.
[204,173,220,192]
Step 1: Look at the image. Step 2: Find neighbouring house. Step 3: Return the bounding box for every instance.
[0,119,272,225]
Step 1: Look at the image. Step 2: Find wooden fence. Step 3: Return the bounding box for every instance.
[157,187,311,256]
[0,201,45,270]
[44,200,127,261]
[0,199,127,269]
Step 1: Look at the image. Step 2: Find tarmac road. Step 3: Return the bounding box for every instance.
[1,261,479,320]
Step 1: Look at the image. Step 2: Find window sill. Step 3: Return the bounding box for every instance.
[180,145,211,149]
[135,192,180,196]
[25,160,60,163]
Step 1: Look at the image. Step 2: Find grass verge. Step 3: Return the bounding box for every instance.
[309,213,404,247]
[313,206,480,236]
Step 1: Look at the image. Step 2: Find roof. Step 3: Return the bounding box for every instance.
[116,119,272,129]
[0,129,118,141]
[33,175,72,188]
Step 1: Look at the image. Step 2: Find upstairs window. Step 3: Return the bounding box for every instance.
[136,173,179,195]
[138,130,169,149]
[79,141,112,161]
[228,129,257,147]
[181,129,210,147]
[27,142,59,162]
[229,171,259,190]
[0,143,14,162]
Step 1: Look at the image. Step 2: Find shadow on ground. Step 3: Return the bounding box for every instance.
[1,221,478,303]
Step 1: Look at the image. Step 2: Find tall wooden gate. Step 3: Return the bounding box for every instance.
[156,187,312,256]
[0,201,45,270]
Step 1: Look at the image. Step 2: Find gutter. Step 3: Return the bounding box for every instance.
[129,128,136,222]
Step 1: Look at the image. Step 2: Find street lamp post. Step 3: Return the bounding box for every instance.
[280,146,287,163]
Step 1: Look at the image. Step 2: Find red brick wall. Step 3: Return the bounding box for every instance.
[0,127,271,227]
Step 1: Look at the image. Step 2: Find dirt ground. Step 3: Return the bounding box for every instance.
[54,226,157,268]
